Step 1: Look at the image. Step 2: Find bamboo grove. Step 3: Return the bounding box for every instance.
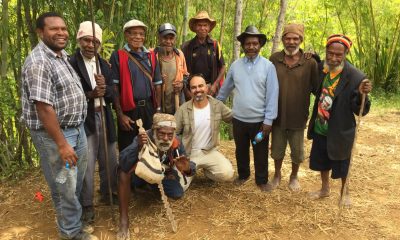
[0,0,399,177]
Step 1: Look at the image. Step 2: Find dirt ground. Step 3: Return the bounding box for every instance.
[1,109,399,240]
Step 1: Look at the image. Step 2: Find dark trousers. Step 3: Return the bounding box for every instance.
[118,102,154,151]
[232,118,269,185]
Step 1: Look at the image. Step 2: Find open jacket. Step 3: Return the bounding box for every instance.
[69,49,117,142]
[175,96,232,157]
[307,61,371,160]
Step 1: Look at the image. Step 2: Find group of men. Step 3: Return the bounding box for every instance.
[21,9,372,240]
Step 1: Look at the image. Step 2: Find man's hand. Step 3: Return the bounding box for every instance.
[172,81,183,93]
[92,85,106,97]
[359,79,372,95]
[260,124,272,137]
[138,131,148,147]
[94,74,105,85]
[118,113,135,131]
[58,143,78,167]
[173,155,190,174]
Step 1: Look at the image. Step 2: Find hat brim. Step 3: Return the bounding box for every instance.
[237,33,267,47]
[189,18,217,33]
[159,29,176,37]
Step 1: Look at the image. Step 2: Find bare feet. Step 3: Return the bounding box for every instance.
[339,194,352,208]
[117,229,130,240]
[288,176,301,191]
[269,174,281,190]
[258,183,274,192]
[117,220,130,240]
[308,189,330,200]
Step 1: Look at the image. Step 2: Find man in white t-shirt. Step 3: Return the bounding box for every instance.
[175,74,234,188]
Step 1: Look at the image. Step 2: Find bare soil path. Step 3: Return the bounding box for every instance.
[1,109,399,240]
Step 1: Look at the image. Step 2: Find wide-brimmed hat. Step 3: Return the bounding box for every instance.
[123,19,147,32]
[189,11,216,33]
[158,23,176,37]
[237,25,267,47]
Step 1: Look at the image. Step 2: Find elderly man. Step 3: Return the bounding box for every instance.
[21,12,97,239]
[269,23,320,191]
[217,26,279,192]
[182,11,225,97]
[155,23,188,114]
[308,34,372,205]
[69,21,118,224]
[110,19,163,151]
[117,113,196,240]
[175,74,234,189]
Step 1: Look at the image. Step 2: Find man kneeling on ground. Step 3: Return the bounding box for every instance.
[117,113,196,240]
[175,74,234,189]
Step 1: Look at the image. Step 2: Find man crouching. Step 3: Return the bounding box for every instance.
[117,113,196,239]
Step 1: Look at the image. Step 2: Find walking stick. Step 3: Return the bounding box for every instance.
[338,93,367,216]
[88,0,115,217]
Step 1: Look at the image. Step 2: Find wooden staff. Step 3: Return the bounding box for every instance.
[338,93,367,216]
[88,0,114,214]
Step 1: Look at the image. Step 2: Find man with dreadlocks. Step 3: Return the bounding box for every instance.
[307,34,372,206]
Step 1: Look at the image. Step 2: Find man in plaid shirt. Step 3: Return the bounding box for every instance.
[21,12,97,240]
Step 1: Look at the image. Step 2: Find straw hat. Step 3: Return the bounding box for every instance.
[189,11,216,32]
[237,25,267,47]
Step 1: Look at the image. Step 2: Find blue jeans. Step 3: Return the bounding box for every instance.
[30,124,88,239]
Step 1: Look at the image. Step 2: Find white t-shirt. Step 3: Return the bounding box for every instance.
[192,102,212,150]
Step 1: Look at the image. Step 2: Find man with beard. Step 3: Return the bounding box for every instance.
[268,24,320,191]
[175,74,234,189]
[110,19,163,152]
[21,12,97,239]
[117,113,196,239]
[217,26,279,192]
[69,21,118,225]
[154,23,188,114]
[182,11,225,97]
[307,34,372,206]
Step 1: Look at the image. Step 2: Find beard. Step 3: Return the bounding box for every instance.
[153,131,174,152]
[324,60,345,73]
[284,46,300,56]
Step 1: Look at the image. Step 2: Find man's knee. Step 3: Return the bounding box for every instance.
[207,169,234,182]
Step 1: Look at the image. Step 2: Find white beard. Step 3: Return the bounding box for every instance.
[153,131,174,152]
[324,61,345,73]
[284,46,300,56]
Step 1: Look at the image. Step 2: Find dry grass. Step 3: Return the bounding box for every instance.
[0,109,399,239]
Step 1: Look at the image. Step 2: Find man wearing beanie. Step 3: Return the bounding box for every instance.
[269,23,320,192]
[110,19,163,151]
[154,23,188,114]
[69,21,119,226]
[182,11,225,97]
[308,34,372,206]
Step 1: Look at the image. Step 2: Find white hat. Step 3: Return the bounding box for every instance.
[76,21,102,43]
[123,19,147,32]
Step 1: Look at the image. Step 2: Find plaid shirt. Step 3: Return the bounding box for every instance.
[21,41,87,130]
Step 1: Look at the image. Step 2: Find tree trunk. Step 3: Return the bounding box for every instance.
[233,0,243,61]
[271,0,287,54]
[23,0,38,48]
[1,0,9,82]
[219,0,227,48]
[181,0,189,44]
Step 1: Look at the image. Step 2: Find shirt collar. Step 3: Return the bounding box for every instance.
[244,55,260,64]
[39,41,68,60]
[277,49,306,65]
[124,43,149,53]
[80,51,96,63]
